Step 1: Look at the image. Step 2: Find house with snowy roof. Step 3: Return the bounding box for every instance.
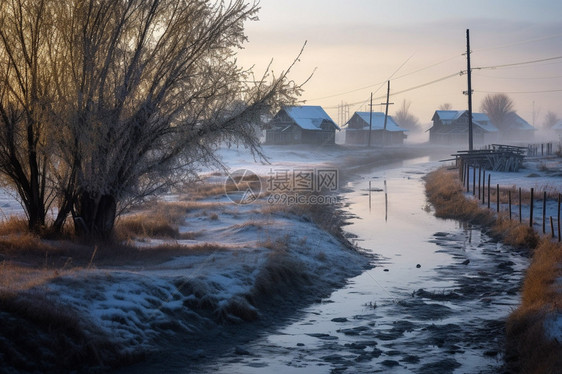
[497,112,536,141]
[345,112,407,145]
[264,106,340,145]
[429,110,499,145]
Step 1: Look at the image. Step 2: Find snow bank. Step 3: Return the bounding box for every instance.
[44,197,369,354]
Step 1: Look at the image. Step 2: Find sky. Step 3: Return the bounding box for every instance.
[236,0,562,131]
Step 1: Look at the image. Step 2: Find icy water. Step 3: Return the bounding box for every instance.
[193,159,529,373]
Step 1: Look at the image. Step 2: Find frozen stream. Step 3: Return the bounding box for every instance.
[177,158,529,373]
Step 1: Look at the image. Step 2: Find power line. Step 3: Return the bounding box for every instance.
[472,32,562,53]
[321,71,461,109]
[308,52,460,102]
[475,89,562,94]
[473,55,562,70]
[371,72,461,101]
[314,52,562,113]
[473,72,562,80]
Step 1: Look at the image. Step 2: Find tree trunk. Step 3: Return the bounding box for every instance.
[75,192,117,241]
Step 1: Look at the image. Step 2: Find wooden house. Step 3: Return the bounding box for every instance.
[499,112,536,141]
[265,106,339,145]
[345,112,407,145]
[429,110,499,145]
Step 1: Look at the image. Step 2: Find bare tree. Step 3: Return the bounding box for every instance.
[394,99,421,132]
[0,0,58,231]
[543,111,559,129]
[438,103,452,110]
[480,93,515,131]
[0,0,302,239]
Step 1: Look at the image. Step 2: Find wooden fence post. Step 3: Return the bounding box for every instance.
[487,174,491,209]
[478,166,481,200]
[482,170,486,205]
[519,188,522,223]
[496,184,500,212]
[558,194,562,241]
[466,164,470,193]
[472,167,476,196]
[508,190,512,220]
[542,191,547,234]
[530,188,534,228]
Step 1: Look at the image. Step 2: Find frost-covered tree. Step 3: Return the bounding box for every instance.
[0,0,302,239]
[438,103,452,110]
[0,0,58,231]
[480,93,515,131]
[394,100,421,132]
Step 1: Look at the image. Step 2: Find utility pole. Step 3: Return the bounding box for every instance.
[338,101,349,127]
[368,92,373,147]
[466,29,474,152]
[380,81,393,146]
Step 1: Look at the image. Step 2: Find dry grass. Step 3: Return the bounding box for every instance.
[424,168,494,226]
[181,174,258,201]
[519,239,562,309]
[251,250,309,300]
[0,232,63,256]
[491,214,540,249]
[426,167,562,373]
[0,289,136,371]
[115,201,223,240]
[0,216,28,235]
[506,240,562,374]
[505,308,562,374]
[485,185,561,205]
[0,263,62,292]
[259,235,290,252]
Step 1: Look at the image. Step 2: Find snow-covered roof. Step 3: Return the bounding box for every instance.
[349,112,407,132]
[472,112,499,133]
[433,110,464,122]
[433,110,498,132]
[505,112,535,131]
[281,106,340,131]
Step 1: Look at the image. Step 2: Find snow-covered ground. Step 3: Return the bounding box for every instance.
[1,143,560,370]
[3,145,378,362]
[44,196,369,353]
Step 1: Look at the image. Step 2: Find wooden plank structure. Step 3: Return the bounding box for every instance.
[452,144,526,172]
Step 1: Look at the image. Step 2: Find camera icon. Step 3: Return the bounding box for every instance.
[224,169,262,204]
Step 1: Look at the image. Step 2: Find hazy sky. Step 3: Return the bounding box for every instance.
[237,0,562,130]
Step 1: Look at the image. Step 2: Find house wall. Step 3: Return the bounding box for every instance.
[301,129,335,145]
[347,115,365,130]
[429,122,496,146]
[265,126,336,145]
[265,124,301,144]
[345,130,405,145]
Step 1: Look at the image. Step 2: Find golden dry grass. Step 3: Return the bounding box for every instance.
[491,214,540,249]
[519,239,562,309]
[0,216,28,235]
[115,201,223,240]
[424,168,494,225]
